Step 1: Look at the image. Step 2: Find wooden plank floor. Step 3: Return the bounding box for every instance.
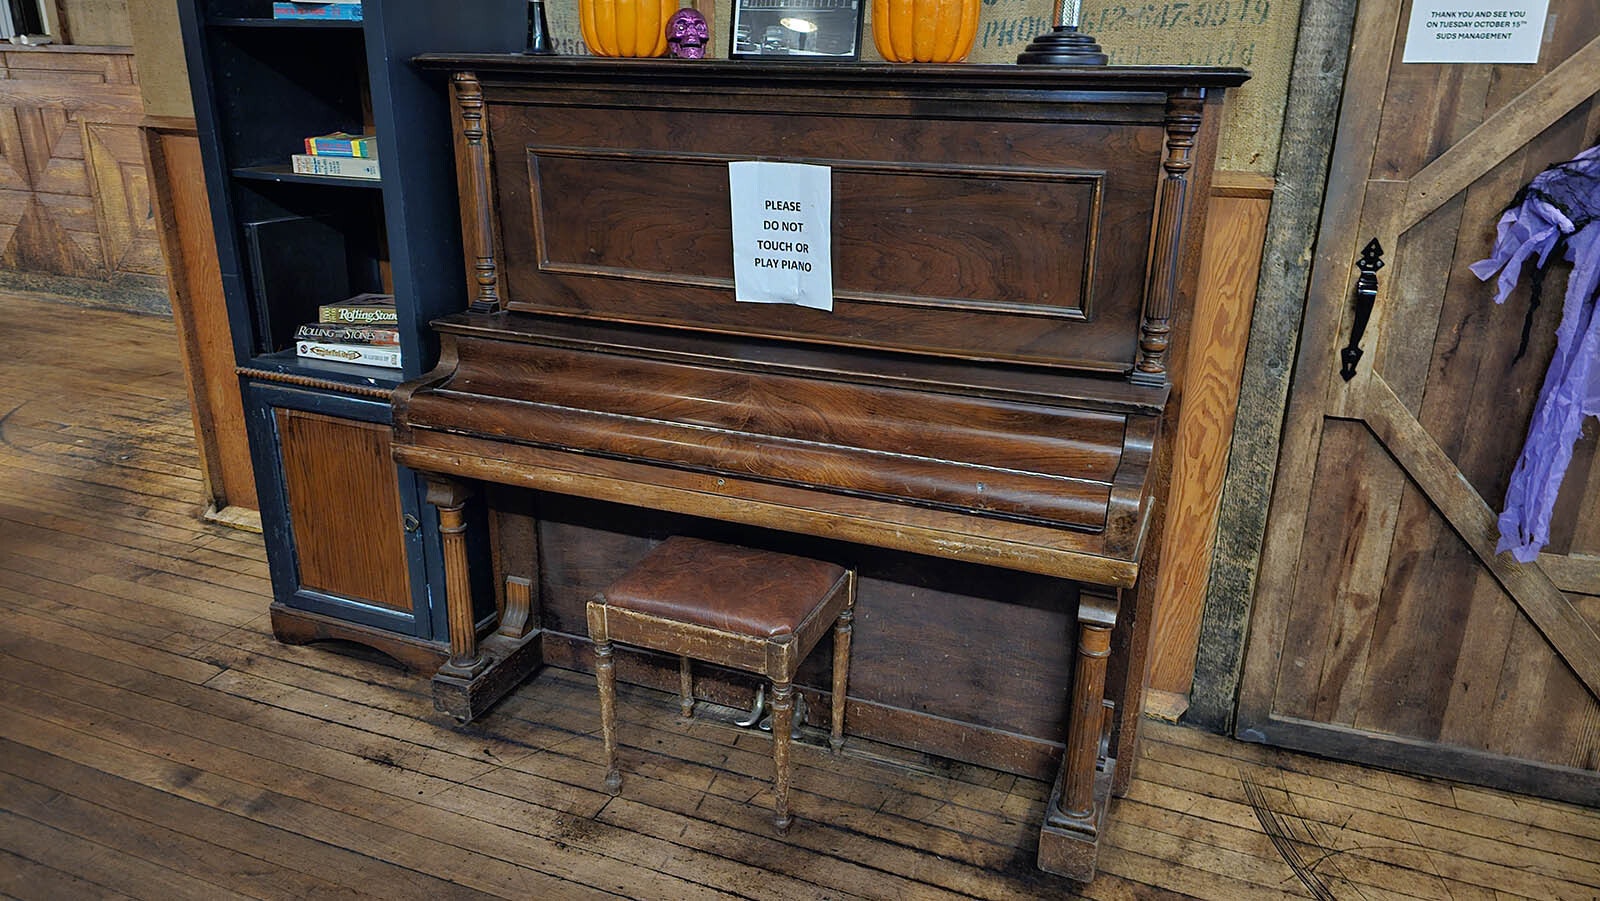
[2,288,1598,900]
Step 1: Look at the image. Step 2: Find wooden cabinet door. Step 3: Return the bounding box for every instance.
[1238,1,1600,804]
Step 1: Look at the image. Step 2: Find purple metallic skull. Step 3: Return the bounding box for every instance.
[667,8,709,59]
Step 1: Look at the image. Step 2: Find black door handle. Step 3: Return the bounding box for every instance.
[1340,238,1386,381]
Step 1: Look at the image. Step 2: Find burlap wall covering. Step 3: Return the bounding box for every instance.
[542,0,1297,173]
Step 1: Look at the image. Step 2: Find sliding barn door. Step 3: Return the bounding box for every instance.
[1237,0,1600,804]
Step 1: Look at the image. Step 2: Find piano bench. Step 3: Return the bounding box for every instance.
[585,536,857,834]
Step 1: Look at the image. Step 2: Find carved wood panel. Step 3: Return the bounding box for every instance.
[0,47,165,305]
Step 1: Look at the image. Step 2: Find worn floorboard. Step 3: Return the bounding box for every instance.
[2,289,1597,900]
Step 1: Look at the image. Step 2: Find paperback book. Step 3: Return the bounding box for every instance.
[272,1,363,21]
[304,132,377,158]
[318,293,397,325]
[296,340,401,368]
[291,153,379,180]
[294,322,400,345]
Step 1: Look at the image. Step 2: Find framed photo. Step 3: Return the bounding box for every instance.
[730,0,864,60]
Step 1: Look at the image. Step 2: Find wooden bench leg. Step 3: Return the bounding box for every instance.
[830,575,856,752]
[679,656,694,719]
[770,677,794,833]
[595,636,621,792]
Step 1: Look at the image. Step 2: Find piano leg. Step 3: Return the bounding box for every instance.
[428,479,487,679]
[1037,585,1118,881]
[425,476,545,723]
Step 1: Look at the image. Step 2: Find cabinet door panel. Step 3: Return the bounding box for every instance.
[277,408,411,612]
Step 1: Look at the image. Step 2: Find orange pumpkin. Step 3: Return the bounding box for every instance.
[871,0,980,63]
[580,0,676,57]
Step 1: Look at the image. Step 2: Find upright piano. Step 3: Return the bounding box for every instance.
[392,57,1246,880]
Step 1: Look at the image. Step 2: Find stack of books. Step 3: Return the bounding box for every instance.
[295,293,402,369]
[291,130,380,180]
[272,0,363,21]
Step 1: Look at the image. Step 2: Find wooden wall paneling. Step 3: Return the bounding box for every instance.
[1230,0,1400,733]
[1228,0,1600,803]
[1188,0,1360,731]
[1414,96,1598,754]
[142,117,256,521]
[0,47,165,312]
[57,0,132,46]
[85,120,162,277]
[275,409,411,613]
[1146,173,1272,704]
[1358,379,1600,761]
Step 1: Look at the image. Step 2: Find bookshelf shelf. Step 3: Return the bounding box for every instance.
[209,16,365,29]
[244,349,407,389]
[232,164,383,189]
[180,0,526,653]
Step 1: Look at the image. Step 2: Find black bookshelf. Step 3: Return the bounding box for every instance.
[179,0,524,654]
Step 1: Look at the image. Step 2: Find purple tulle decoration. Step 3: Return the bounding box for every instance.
[1470,144,1600,562]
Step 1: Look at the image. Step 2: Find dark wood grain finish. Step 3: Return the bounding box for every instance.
[275,409,410,612]
[1133,91,1206,386]
[404,320,1138,532]
[393,58,1243,881]
[452,72,503,315]
[488,92,1162,370]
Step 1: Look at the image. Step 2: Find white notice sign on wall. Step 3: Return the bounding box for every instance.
[1402,0,1549,64]
[729,161,834,312]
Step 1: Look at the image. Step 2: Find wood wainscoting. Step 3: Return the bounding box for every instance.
[1147,172,1275,710]
[0,45,167,312]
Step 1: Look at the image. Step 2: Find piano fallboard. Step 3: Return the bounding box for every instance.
[395,311,1164,586]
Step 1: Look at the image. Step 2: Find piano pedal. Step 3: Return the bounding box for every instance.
[734,683,766,728]
[758,691,807,739]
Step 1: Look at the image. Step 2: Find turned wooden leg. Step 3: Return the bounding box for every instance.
[1059,590,1117,825]
[770,678,794,833]
[679,656,695,718]
[427,479,485,680]
[595,636,621,792]
[829,574,856,752]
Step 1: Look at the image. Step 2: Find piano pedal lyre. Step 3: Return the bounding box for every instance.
[733,682,765,727]
[678,666,806,738]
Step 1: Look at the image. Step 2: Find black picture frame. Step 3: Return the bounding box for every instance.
[730,0,864,60]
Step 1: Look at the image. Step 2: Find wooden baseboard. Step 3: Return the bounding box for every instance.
[203,503,262,533]
[1142,688,1190,723]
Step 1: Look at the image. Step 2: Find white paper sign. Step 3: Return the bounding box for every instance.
[1402,0,1548,64]
[729,161,834,311]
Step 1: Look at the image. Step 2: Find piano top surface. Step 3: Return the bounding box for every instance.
[413,54,1251,92]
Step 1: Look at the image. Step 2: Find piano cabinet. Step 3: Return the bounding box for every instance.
[393,58,1247,881]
